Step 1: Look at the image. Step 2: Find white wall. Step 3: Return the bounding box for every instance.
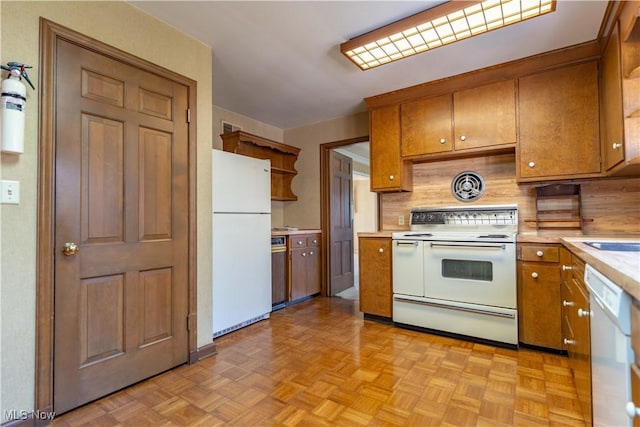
[283,112,369,228]
[353,175,377,253]
[0,1,212,420]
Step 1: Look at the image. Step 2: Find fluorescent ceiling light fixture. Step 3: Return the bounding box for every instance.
[340,0,556,70]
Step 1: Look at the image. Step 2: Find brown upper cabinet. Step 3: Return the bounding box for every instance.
[453,80,517,151]
[517,61,601,182]
[401,80,516,158]
[401,94,452,156]
[600,2,640,177]
[370,105,413,192]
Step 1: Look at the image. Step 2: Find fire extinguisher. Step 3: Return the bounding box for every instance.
[1,62,35,154]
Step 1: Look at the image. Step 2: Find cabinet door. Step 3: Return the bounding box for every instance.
[518,262,562,349]
[572,278,592,426]
[290,247,307,300]
[359,237,392,317]
[518,61,601,181]
[601,24,625,171]
[401,94,452,156]
[453,80,516,150]
[306,246,321,296]
[370,105,412,192]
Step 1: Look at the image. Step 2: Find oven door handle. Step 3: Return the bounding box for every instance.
[429,242,506,250]
[394,296,515,319]
[395,241,419,247]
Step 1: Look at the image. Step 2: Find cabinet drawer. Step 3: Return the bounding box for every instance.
[520,245,559,262]
[521,263,560,284]
[292,237,307,247]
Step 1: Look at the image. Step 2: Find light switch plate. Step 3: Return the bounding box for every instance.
[398,214,404,225]
[1,180,20,204]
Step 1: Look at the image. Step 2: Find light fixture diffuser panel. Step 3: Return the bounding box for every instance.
[340,0,556,70]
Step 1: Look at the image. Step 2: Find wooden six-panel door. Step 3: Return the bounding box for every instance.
[329,151,354,295]
[54,39,189,413]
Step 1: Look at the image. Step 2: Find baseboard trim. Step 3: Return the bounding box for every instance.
[196,341,217,361]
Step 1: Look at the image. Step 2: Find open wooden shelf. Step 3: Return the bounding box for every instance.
[221,130,300,201]
[528,184,593,230]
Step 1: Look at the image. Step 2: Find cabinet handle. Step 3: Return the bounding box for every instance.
[309,251,314,255]
[297,240,303,245]
[626,402,640,418]
[302,252,307,257]
[578,308,591,317]
[389,175,395,181]
[562,265,572,271]
[562,300,574,307]
[536,250,543,257]
[379,248,384,253]
[439,138,446,144]
[528,161,535,168]
[312,239,317,244]
[531,272,538,279]
[613,142,622,150]
[563,338,575,345]
[459,135,466,141]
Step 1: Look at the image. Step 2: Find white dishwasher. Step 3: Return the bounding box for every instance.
[585,264,633,427]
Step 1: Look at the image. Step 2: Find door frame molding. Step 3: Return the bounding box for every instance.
[36,19,198,413]
[319,136,369,297]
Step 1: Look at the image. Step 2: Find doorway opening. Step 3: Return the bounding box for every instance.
[320,137,378,300]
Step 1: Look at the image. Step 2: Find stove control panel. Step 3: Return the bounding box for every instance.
[410,206,517,226]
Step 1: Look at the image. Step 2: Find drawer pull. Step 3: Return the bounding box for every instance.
[536,250,543,257]
[563,338,575,345]
[562,265,572,271]
[378,248,384,253]
[562,300,574,307]
[531,272,538,279]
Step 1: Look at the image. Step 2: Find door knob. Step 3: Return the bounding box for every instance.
[62,242,79,256]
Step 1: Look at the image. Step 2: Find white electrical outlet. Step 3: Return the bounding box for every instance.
[1,180,20,204]
[398,214,404,225]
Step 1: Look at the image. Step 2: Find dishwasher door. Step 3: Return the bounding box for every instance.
[585,264,633,427]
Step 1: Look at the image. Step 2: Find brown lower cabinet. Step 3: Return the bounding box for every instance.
[288,233,321,301]
[517,243,563,350]
[560,247,592,426]
[358,236,392,318]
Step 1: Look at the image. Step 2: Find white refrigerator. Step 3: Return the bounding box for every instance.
[212,149,272,338]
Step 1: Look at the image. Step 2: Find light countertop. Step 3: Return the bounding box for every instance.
[560,237,640,300]
[272,228,321,236]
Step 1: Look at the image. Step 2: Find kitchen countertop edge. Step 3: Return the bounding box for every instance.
[358,231,394,238]
[561,237,640,301]
[272,229,322,236]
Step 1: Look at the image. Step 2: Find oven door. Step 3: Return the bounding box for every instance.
[392,240,424,297]
[423,241,516,308]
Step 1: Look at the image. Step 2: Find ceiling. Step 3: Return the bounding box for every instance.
[128,1,608,130]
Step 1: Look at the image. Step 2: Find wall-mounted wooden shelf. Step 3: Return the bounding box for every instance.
[221,131,300,201]
[525,184,593,230]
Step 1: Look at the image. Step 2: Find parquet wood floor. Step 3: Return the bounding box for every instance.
[52,297,585,426]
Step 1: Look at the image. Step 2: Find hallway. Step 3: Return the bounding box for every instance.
[52,297,584,426]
